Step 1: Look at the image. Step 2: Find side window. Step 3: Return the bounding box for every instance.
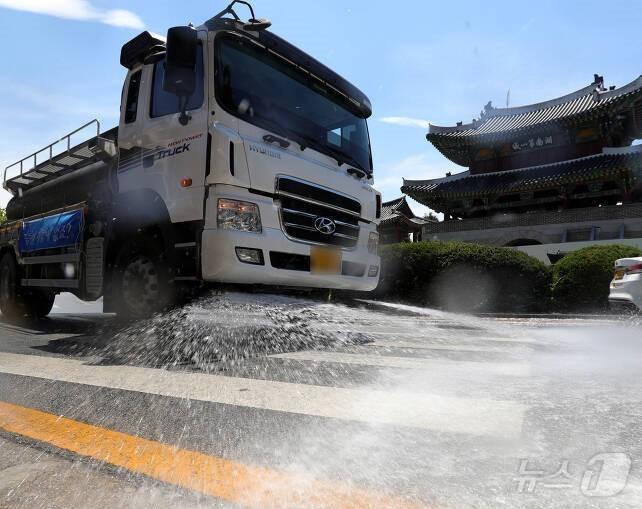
[150,44,204,118]
[124,70,142,124]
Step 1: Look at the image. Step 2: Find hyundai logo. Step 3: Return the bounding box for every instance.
[314,216,336,235]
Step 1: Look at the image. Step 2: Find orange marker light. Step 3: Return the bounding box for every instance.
[180,178,193,188]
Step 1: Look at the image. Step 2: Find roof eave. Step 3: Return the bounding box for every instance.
[426,74,642,140]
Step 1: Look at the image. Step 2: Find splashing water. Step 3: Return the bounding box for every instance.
[25,291,642,508]
[88,292,373,370]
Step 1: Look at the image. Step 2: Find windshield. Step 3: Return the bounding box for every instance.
[215,34,372,174]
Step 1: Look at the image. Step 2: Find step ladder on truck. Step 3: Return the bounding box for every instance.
[0,1,382,320]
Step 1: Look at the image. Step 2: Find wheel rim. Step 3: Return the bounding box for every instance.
[122,256,160,315]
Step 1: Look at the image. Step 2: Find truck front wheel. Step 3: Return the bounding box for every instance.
[0,253,26,320]
[115,238,173,318]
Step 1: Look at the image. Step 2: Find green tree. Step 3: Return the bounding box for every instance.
[0,207,6,225]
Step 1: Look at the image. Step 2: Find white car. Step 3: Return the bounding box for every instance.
[609,257,642,312]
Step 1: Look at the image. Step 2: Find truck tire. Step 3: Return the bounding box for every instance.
[0,253,26,321]
[24,290,55,319]
[114,237,173,318]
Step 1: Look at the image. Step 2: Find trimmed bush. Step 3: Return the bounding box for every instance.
[551,244,642,312]
[374,241,551,313]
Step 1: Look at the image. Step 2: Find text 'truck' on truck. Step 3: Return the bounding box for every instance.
[0,1,381,319]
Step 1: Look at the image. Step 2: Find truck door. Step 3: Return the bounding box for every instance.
[119,32,210,225]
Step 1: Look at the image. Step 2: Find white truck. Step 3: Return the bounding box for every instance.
[0,1,381,318]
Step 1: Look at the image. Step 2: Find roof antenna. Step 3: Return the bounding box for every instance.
[506,89,510,107]
[213,1,272,31]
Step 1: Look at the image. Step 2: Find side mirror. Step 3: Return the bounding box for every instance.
[163,26,198,125]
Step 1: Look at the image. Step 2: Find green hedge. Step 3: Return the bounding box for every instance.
[374,241,551,313]
[551,244,642,312]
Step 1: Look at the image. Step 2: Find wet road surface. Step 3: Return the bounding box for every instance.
[0,292,641,508]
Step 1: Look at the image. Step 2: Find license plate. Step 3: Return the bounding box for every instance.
[614,270,625,280]
[310,246,342,275]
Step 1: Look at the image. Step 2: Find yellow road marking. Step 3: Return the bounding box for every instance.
[0,400,428,508]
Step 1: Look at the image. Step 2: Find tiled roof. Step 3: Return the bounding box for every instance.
[380,196,428,225]
[380,197,406,221]
[402,146,642,202]
[428,75,642,142]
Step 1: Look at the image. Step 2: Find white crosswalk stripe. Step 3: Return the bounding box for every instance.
[364,339,532,352]
[0,351,526,439]
[272,350,531,375]
[315,324,539,343]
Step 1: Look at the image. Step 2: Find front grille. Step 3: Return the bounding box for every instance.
[278,178,361,214]
[277,177,361,248]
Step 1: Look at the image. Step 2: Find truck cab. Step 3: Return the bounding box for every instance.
[116,8,381,294]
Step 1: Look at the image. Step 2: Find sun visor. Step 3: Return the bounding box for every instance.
[120,31,166,69]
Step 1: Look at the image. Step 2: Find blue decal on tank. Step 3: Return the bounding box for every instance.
[18,209,84,253]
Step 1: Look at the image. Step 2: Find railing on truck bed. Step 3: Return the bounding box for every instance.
[3,120,117,195]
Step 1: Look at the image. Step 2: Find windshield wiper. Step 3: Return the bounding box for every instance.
[253,115,312,151]
[254,117,338,163]
[315,143,369,175]
[279,129,365,171]
[253,114,372,177]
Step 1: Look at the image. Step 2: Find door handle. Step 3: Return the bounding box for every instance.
[263,134,290,149]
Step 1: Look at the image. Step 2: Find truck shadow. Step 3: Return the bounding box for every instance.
[0,313,137,358]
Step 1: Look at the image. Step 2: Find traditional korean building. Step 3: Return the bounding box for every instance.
[401,75,642,257]
[379,196,428,244]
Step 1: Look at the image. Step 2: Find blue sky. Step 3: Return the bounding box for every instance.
[1,0,642,216]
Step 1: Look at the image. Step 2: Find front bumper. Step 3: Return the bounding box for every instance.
[201,226,380,291]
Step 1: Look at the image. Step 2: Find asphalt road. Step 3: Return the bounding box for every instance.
[0,292,641,508]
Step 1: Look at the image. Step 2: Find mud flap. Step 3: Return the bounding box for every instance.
[85,237,104,299]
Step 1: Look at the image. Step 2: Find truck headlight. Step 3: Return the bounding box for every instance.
[217,199,262,233]
[368,232,379,254]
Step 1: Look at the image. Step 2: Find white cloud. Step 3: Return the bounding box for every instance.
[100,8,145,29]
[0,0,144,29]
[380,117,431,130]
